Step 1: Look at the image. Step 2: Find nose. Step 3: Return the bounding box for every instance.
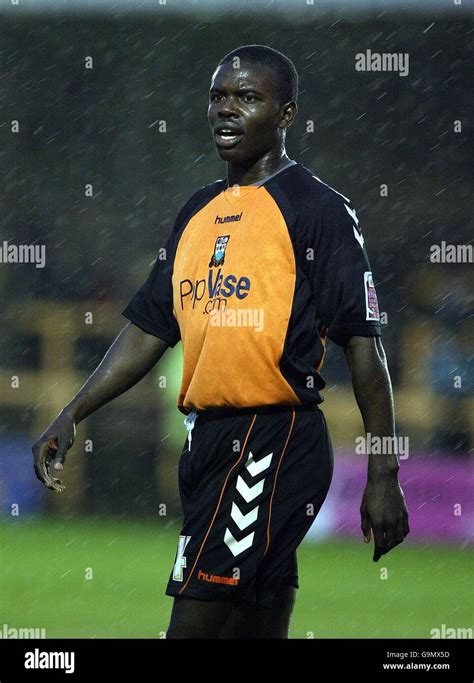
[217,96,238,118]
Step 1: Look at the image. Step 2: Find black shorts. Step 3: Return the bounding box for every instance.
[165,404,333,609]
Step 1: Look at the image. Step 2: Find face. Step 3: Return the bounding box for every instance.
[208,61,295,164]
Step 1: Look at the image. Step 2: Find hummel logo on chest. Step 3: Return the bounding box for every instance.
[215,212,243,224]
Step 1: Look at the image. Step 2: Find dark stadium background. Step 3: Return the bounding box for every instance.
[0,0,472,638]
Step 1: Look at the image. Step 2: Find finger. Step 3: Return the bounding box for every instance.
[51,435,70,471]
[381,527,402,556]
[43,465,65,493]
[395,517,405,545]
[382,529,395,554]
[361,512,372,543]
[50,478,66,493]
[33,441,57,488]
[34,442,65,493]
[45,458,66,492]
[373,527,385,562]
[45,462,66,492]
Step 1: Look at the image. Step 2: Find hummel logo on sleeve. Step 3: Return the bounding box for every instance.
[344,203,365,248]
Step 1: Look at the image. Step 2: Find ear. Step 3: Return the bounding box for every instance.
[279,100,298,129]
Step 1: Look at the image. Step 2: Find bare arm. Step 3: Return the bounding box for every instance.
[33,322,169,492]
[343,335,410,561]
[66,322,168,423]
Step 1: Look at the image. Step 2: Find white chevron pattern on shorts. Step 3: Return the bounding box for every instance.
[223,450,274,556]
[246,451,273,477]
[236,475,264,503]
[224,528,255,557]
[231,501,259,530]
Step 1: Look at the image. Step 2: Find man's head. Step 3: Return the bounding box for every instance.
[208,44,298,164]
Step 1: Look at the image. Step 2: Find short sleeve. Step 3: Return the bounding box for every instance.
[122,227,180,347]
[303,195,382,346]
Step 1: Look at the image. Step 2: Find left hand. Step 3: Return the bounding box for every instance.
[360,476,410,562]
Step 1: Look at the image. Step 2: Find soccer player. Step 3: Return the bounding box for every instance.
[33,45,409,639]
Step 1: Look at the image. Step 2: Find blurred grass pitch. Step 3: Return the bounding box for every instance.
[0,519,471,639]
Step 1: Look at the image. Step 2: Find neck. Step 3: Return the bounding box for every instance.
[226,147,290,187]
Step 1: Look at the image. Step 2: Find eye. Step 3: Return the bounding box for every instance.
[210,93,223,102]
[243,94,256,103]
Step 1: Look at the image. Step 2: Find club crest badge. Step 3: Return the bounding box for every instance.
[209,235,230,268]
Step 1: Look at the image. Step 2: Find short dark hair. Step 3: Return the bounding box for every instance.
[216,44,298,105]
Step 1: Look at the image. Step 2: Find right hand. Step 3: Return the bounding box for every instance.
[32,411,77,493]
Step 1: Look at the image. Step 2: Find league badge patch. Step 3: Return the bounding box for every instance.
[364,271,380,321]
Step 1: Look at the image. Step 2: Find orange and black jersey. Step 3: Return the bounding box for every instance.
[122,162,382,413]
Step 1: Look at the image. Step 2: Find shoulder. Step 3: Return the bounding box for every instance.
[266,162,355,224]
[266,164,358,257]
[174,178,226,230]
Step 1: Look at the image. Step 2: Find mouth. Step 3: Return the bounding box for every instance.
[214,127,244,149]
